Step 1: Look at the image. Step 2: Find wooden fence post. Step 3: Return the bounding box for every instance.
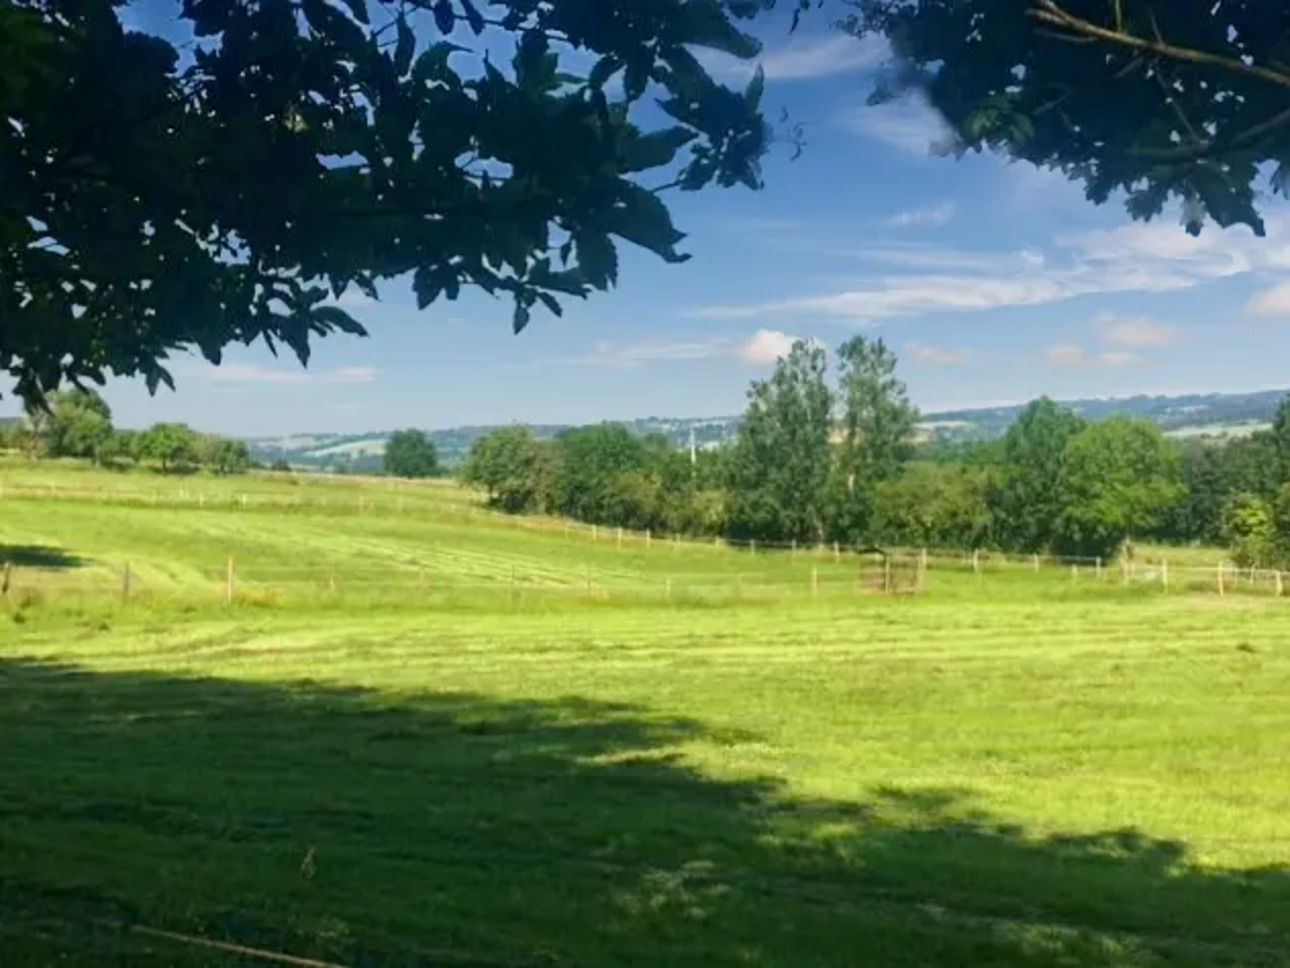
[811,565,819,598]
[225,557,235,605]
[1161,559,1169,592]
[791,539,797,560]
[750,540,756,556]
[121,563,131,603]
[645,529,651,549]
[972,549,980,575]
[1217,562,1226,597]
[883,555,892,594]
[616,527,623,549]
[1095,557,1102,580]
[1276,570,1284,598]
[833,541,840,564]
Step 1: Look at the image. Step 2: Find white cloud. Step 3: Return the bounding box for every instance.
[1045,344,1137,369]
[737,329,799,365]
[182,362,379,385]
[1247,280,1290,315]
[1094,312,1182,348]
[542,330,802,369]
[903,342,972,366]
[690,214,1290,324]
[699,34,885,83]
[838,94,954,155]
[562,338,730,369]
[884,203,955,228]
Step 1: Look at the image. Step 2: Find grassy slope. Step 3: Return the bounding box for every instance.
[2,463,1289,967]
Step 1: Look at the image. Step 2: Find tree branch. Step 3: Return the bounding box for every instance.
[1029,0,1290,91]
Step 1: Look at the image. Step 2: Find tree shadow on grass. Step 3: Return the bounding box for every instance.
[0,545,86,569]
[0,657,1285,968]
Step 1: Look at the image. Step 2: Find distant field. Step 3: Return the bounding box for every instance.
[3,462,1289,967]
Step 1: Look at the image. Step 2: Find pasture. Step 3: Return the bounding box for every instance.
[2,462,1289,967]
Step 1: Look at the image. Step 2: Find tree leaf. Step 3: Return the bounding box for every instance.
[536,291,563,317]
[394,14,415,76]
[744,64,765,111]
[512,299,531,334]
[588,54,622,89]
[605,184,687,259]
[460,0,485,35]
[574,232,618,289]
[432,0,455,36]
[413,266,442,310]
[620,126,698,173]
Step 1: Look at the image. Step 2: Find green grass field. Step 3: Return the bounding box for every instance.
[3,462,1289,967]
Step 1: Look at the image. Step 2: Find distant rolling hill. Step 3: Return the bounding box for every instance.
[246,388,1289,472]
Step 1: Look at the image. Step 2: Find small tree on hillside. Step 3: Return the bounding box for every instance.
[140,423,199,472]
[205,438,253,476]
[384,429,439,479]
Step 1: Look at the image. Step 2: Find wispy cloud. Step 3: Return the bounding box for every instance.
[1094,312,1182,348]
[541,330,802,369]
[181,362,379,385]
[690,214,1290,323]
[838,94,954,155]
[700,34,884,83]
[884,203,955,228]
[903,342,972,366]
[1247,280,1290,315]
[1045,344,1137,369]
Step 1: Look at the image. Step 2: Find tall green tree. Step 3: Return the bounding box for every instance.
[828,335,918,543]
[43,388,114,462]
[1271,395,1290,482]
[550,424,651,523]
[843,0,1290,236]
[384,429,440,479]
[1054,417,1184,559]
[462,426,553,513]
[3,0,772,405]
[726,339,832,543]
[995,398,1087,552]
[140,422,199,472]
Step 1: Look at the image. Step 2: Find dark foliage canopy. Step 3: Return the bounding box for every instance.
[2,0,774,403]
[844,0,1290,236]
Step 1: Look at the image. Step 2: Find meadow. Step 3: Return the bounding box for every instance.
[2,461,1289,967]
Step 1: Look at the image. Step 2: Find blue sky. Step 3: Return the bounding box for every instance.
[10,9,1290,436]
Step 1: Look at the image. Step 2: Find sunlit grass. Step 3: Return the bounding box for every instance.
[2,462,1288,966]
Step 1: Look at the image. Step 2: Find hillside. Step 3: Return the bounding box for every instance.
[246,387,1289,471]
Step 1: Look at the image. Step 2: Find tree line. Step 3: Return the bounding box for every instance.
[462,338,1290,566]
[1,389,252,475]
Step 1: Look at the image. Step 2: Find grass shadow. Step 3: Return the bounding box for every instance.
[0,544,86,569]
[0,657,1285,967]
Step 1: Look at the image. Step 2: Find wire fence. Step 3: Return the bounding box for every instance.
[3,548,1286,610]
